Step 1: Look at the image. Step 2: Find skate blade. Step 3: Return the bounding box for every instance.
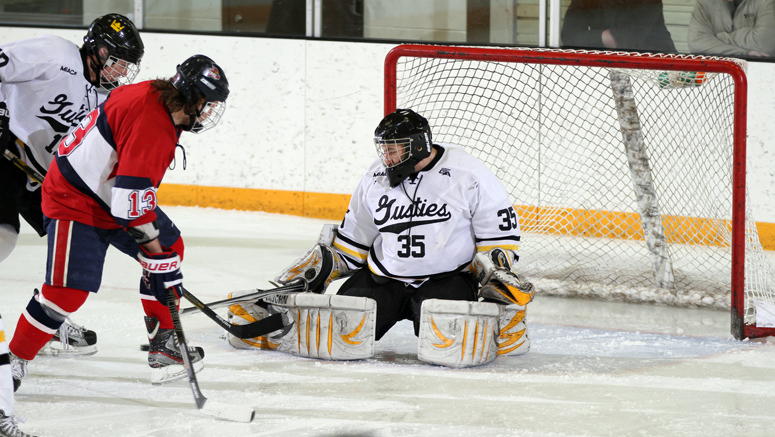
[150,360,204,385]
[37,342,98,357]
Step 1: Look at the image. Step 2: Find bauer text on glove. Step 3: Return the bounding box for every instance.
[138,246,184,303]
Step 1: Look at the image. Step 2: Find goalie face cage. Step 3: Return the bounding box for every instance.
[384,44,773,340]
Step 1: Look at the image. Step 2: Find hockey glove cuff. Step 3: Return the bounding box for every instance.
[138,246,184,303]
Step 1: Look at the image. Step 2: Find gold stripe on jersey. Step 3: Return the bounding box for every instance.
[332,239,367,263]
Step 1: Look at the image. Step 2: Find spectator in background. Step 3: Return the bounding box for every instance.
[561,0,677,53]
[688,0,775,57]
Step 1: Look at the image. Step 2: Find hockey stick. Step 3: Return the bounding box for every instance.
[140,283,303,351]
[166,290,255,423]
[180,281,307,315]
[181,287,286,339]
[3,148,44,184]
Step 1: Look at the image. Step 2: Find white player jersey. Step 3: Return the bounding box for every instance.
[0,34,104,191]
[333,143,521,285]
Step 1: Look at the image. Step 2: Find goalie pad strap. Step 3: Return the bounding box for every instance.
[417,299,501,368]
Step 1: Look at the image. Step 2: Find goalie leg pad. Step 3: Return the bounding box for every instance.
[417,299,501,368]
[227,293,376,360]
[497,304,530,356]
[226,292,274,350]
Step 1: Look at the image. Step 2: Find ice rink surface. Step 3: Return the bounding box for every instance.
[2,206,775,437]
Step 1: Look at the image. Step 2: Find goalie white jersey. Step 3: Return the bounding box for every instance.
[334,143,521,284]
[0,34,104,190]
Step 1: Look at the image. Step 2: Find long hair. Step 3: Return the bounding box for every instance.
[151,78,201,114]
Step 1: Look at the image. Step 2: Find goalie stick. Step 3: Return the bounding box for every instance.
[166,290,255,423]
[182,287,287,339]
[180,281,307,315]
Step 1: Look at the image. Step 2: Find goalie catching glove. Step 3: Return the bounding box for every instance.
[274,224,350,293]
[472,248,534,306]
[138,246,184,303]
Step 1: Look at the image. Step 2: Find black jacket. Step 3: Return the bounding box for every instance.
[560,0,677,53]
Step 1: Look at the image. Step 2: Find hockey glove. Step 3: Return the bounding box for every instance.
[0,102,10,154]
[472,248,534,306]
[138,246,184,303]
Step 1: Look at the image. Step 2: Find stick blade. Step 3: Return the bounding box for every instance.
[200,399,255,423]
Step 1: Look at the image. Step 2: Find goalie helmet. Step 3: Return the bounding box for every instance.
[374,109,433,187]
[82,13,144,91]
[171,55,230,133]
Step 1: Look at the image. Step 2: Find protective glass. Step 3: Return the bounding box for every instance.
[374,137,412,168]
[100,56,141,91]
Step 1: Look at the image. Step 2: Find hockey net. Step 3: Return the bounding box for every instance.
[384,44,775,340]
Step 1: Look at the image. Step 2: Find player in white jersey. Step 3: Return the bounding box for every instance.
[229,109,534,368]
[0,14,143,357]
[0,313,35,437]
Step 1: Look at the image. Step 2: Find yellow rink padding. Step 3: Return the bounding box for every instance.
[158,183,350,220]
[157,184,775,251]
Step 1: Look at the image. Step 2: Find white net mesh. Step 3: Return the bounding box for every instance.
[390,47,775,328]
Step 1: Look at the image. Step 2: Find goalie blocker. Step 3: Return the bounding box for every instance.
[274,224,350,293]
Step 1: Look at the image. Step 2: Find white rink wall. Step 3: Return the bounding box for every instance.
[2,27,774,222]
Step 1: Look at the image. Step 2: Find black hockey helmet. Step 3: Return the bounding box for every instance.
[83,13,144,91]
[374,109,433,187]
[171,55,230,133]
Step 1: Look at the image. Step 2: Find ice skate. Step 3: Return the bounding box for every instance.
[32,289,97,357]
[9,353,26,393]
[37,317,97,357]
[0,410,36,437]
[145,316,204,385]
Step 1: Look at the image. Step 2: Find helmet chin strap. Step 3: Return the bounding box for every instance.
[180,107,202,132]
[80,47,103,88]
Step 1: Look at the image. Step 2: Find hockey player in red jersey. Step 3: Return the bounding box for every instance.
[229,109,534,368]
[0,13,144,357]
[8,55,230,388]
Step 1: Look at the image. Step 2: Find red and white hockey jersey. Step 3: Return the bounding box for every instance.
[0,34,104,190]
[42,81,181,230]
[333,143,521,284]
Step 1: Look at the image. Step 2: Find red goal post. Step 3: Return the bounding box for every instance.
[382,44,771,340]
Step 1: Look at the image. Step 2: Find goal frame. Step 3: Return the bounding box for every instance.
[383,44,758,340]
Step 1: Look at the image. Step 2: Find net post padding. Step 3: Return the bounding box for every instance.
[383,44,766,340]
